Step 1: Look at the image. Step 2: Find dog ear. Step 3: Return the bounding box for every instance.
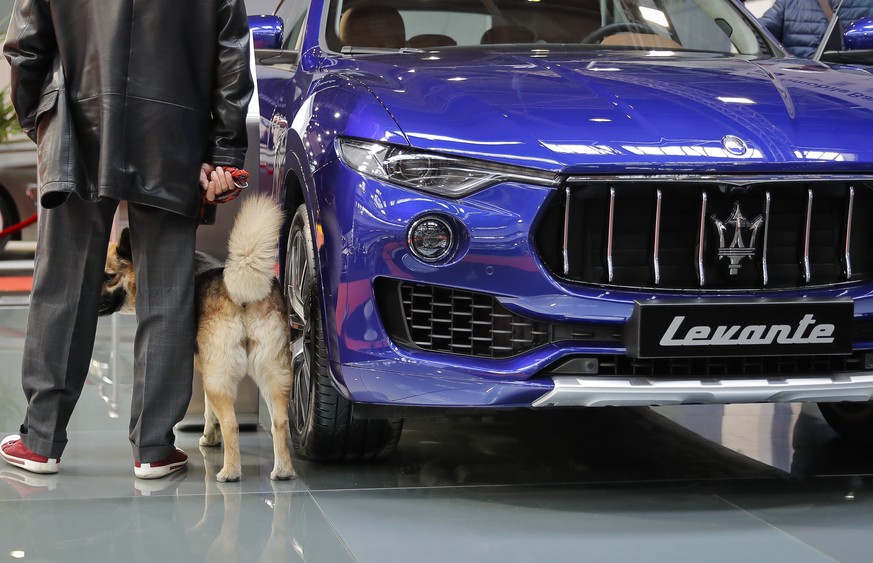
[117,228,132,260]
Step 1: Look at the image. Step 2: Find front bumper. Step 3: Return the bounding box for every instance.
[533,373,873,408]
[315,164,873,408]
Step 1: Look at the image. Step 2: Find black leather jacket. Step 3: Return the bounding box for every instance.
[4,0,253,217]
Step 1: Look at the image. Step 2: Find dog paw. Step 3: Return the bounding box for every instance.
[271,467,297,481]
[216,467,241,482]
[198,435,221,447]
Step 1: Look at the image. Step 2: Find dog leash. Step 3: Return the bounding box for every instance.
[210,167,250,204]
[199,167,250,224]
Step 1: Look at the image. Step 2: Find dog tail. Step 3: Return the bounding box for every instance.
[223,194,284,306]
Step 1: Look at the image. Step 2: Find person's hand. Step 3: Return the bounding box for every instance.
[200,163,235,202]
[199,163,215,190]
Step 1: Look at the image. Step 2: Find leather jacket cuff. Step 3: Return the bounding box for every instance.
[205,147,245,169]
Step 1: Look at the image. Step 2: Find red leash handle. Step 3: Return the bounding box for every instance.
[206,167,249,205]
[198,167,250,225]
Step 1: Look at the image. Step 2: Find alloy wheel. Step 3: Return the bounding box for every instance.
[287,227,312,435]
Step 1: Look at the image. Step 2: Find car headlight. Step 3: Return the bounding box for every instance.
[337,138,557,198]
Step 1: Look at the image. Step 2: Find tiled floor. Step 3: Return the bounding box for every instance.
[2,305,873,562]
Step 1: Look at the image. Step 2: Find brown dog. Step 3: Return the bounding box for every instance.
[99,195,295,482]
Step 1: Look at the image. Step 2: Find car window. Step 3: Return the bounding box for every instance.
[275,0,309,49]
[402,10,492,46]
[283,11,308,50]
[324,0,771,55]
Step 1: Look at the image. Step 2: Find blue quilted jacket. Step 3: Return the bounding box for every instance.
[759,0,872,58]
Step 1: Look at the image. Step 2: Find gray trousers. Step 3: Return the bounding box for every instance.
[20,194,197,463]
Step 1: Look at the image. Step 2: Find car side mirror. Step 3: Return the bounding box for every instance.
[249,15,284,50]
[248,15,298,66]
[844,16,873,50]
[819,16,873,65]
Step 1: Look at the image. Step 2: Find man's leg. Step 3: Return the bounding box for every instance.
[126,203,197,463]
[20,195,119,458]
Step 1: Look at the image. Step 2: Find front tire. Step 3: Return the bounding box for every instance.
[818,402,873,445]
[286,204,402,461]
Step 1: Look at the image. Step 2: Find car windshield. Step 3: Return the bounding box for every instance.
[325,0,771,56]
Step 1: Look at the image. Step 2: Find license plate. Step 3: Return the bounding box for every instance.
[626,299,853,358]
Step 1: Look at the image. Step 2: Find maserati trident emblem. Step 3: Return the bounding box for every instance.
[721,135,748,156]
[711,202,764,276]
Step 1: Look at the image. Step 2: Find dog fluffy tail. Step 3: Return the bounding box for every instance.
[223,195,284,306]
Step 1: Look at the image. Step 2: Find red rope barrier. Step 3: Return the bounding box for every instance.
[0,168,250,237]
[0,213,37,239]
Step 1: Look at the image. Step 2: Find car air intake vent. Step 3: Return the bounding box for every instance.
[536,179,873,290]
[398,282,549,358]
[548,353,866,378]
[375,280,622,358]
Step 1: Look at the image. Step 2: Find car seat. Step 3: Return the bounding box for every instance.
[480,24,536,45]
[339,5,406,48]
[407,34,457,48]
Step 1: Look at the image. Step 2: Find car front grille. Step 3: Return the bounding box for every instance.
[535,178,873,290]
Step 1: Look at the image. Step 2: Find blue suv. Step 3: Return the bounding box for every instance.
[249,0,873,460]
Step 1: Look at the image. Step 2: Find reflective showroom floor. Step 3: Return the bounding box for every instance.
[2,295,873,562]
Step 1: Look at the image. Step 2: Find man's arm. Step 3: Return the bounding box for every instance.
[206,0,254,169]
[3,0,57,142]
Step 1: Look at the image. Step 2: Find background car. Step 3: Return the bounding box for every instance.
[248,0,873,461]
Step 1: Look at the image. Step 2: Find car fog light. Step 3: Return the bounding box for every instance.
[865,353,873,370]
[408,216,453,262]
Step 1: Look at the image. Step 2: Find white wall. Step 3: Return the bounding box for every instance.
[246,0,278,15]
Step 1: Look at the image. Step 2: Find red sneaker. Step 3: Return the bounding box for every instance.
[0,435,60,474]
[134,448,188,479]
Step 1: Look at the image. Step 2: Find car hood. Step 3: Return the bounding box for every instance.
[340,51,873,174]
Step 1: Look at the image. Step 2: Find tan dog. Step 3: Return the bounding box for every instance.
[99,195,296,482]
